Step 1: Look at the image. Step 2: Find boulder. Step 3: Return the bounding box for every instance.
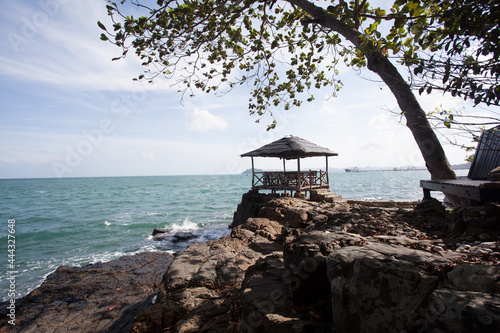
[426,288,500,332]
[326,243,459,332]
[152,228,168,236]
[447,264,500,293]
[284,209,309,228]
[132,224,282,332]
[242,217,285,242]
[284,231,366,308]
[171,232,197,243]
[239,255,309,332]
[231,190,277,228]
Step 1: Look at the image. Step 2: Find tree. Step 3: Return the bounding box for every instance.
[99,0,458,182]
[391,0,500,161]
[410,0,500,107]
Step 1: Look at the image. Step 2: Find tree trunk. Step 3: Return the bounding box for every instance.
[365,52,457,180]
[287,0,457,181]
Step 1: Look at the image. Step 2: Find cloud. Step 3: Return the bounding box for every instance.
[185,109,228,132]
[0,0,173,92]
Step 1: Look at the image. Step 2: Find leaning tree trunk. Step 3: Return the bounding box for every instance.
[365,52,457,181]
[287,0,457,182]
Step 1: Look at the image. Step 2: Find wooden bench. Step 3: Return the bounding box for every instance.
[420,126,500,204]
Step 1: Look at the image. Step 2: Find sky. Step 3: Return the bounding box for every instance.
[0,0,494,178]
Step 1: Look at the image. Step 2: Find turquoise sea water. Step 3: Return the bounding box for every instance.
[0,170,468,301]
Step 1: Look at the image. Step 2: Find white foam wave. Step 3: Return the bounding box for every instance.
[170,218,199,231]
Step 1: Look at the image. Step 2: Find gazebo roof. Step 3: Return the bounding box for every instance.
[241,135,338,159]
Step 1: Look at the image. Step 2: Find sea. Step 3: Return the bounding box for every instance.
[0,169,468,301]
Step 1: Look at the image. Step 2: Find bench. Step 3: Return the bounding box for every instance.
[420,126,500,205]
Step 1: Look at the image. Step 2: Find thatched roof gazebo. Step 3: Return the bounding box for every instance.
[241,135,338,194]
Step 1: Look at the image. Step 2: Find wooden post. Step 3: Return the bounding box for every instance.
[283,158,286,194]
[325,156,329,188]
[297,158,301,193]
[251,157,255,189]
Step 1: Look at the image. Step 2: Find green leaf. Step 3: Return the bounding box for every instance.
[97,21,107,31]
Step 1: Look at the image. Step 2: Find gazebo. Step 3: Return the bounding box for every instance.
[241,135,338,194]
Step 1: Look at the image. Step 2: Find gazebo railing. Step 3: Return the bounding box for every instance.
[252,170,329,192]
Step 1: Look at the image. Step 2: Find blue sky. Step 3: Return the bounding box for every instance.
[0,0,487,178]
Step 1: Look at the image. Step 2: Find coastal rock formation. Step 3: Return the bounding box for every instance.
[0,252,173,333]
[131,216,285,332]
[131,191,500,332]
[3,191,500,332]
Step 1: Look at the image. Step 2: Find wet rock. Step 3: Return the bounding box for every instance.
[152,228,168,236]
[171,232,197,243]
[152,230,199,243]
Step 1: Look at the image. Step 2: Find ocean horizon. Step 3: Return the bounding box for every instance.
[1,169,468,301]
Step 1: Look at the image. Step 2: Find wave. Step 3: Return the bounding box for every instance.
[169,218,199,231]
[139,211,168,218]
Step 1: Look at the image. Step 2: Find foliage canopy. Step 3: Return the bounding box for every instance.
[99,0,499,130]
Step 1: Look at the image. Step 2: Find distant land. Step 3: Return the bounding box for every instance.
[242,163,470,174]
[451,163,472,170]
[337,163,470,173]
[242,168,263,174]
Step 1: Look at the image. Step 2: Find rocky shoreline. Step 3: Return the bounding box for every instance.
[2,190,500,332]
[0,252,173,333]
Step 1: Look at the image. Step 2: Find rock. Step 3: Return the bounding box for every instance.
[171,232,197,243]
[10,191,500,332]
[153,230,199,243]
[0,252,173,333]
[312,214,328,224]
[478,233,495,242]
[284,210,308,228]
[152,228,168,236]
[231,190,277,228]
[131,225,282,333]
[414,198,446,217]
[242,217,285,242]
[326,243,459,333]
[284,231,366,308]
[426,288,500,332]
[239,255,308,332]
[447,264,500,293]
[258,206,284,222]
[310,189,344,203]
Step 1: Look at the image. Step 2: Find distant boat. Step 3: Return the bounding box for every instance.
[345,167,360,173]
